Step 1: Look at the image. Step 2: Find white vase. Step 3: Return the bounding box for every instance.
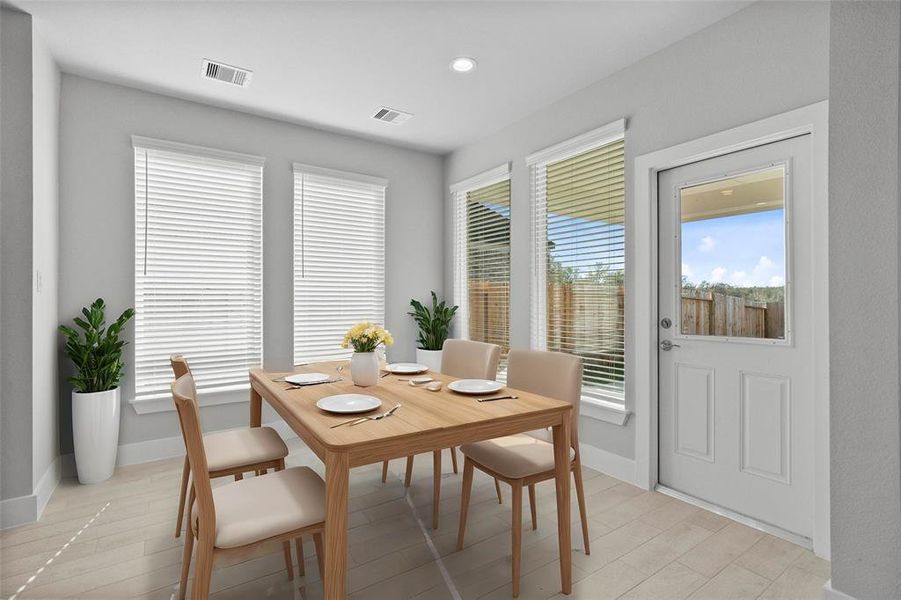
[72,388,120,484]
[351,352,379,387]
[416,348,443,373]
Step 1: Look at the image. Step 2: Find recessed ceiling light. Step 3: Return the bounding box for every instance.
[755,201,767,206]
[450,57,477,73]
[720,189,734,196]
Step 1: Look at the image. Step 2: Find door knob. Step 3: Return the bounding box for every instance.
[659,340,681,351]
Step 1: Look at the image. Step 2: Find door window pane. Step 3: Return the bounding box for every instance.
[679,166,786,339]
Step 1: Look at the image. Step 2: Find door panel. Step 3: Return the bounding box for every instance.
[657,135,813,539]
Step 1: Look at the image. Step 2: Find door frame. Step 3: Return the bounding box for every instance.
[632,101,830,558]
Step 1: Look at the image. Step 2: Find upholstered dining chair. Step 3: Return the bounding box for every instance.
[172,372,326,600]
[169,355,297,583]
[456,350,590,598]
[381,339,501,529]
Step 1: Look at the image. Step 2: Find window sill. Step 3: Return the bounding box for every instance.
[580,396,631,426]
[130,386,249,415]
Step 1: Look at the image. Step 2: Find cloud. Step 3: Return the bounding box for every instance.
[769,275,785,286]
[710,267,726,282]
[682,263,694,278]
[698,236,716,252]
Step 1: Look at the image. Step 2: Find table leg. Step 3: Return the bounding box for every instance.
[250,385,262,428]
[323,450,349,599]
[552,415,572,595]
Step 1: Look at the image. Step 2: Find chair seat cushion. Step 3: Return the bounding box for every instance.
[194,466,325,548]
[204,426,288,472]
[460,433,574,479]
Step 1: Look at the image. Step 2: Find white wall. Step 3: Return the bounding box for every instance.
[31,24,61,494]
[443,1,829,460]
[828,2,901,598]
[58,75,445,451]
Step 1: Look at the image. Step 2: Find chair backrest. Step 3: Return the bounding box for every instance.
[441,339,501,380]
[170,354,191,378]
[506,349,582,447]
[171,373,215,539]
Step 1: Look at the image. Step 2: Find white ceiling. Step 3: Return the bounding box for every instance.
[16,1,750,153]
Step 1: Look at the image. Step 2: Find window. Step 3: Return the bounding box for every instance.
[528,120,626,402]
[293,164,386,364]
[133,137,264,402]
[452,165,512,361]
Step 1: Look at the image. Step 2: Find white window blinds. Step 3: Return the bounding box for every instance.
[293,164,387,364]
[528,120,626,401]
[452,165,511,357]
[133,137,264,401]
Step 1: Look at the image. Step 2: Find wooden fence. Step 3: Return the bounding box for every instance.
[467,280,783,345]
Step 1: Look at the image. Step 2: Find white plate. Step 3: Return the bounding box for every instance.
[447,379,505,395]
[385,362,429,374]
[285,372,331,385]
[316,394,382,414]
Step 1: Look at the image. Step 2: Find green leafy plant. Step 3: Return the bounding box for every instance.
[59,298,135,393]
[409,291,458,351]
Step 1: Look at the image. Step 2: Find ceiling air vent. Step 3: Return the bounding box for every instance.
[201,59,253,88]
[372,106,413,125]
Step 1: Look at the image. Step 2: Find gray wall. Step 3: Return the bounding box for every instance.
[58,75,444,450]
[1,7,35,501]
[828,2,901,598]
[31,23,60,488]
[443,1,830,458]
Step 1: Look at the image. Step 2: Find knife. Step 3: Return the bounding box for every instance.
[477,395,519,402]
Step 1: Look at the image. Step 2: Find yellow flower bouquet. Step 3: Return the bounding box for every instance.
[341,322,394,353]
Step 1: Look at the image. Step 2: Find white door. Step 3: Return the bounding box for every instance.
[657,135,813,539]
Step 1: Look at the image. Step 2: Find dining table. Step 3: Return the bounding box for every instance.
[248,361,575,599]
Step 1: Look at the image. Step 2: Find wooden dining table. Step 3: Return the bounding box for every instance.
[249,361,574,599]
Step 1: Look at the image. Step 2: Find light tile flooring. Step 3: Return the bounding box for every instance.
[0,439,829,599]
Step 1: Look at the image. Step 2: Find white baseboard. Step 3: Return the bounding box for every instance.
[822,580,855,600]
[1,456,62,530]
[578,442,637,485]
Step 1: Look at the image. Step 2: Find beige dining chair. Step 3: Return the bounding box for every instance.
[172,372,326,600]
[456,350,590,598]
[169,355,297,582]
[381,339,501,529]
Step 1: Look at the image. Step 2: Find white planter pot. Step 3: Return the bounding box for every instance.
[72,388,120,484]
[351,352,380,387]
[416,348,443,373]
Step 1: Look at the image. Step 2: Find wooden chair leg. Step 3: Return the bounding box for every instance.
[176,457,189,538]
[432,450,442,530]
[295,537,305,577]
[282,541,295,580]
[512,481,523,598]
[495,478,503,504]
[573,460,591,555]
[187,485,195,531]
[456,458,474,551]
[191,540,214,600]
[528,484,537,531]
[312,531,325,579]
[178,521,194,600]
[381,460,389,483]
[404,455,414,488]
[234,473,243,481]
[450,446,459,474]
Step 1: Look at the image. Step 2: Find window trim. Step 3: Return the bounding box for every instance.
[130,136,264,409]
[527,119,629,416]
[451,163,512,341]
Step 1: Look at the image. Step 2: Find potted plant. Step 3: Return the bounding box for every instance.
[341,322,393,386]
[409,291,458,372]
[59,298,134,484]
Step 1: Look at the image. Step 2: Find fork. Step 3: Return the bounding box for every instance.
[349,404,402,426]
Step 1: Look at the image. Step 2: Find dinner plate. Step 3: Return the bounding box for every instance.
[316,394,382,414]
[385,362,429,374]
[285,372,331,385]
[447,379,505,395]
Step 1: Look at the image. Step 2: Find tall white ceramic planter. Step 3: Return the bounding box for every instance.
[72,388,120,484]
[351,352,380,387]
[416,348,443,373]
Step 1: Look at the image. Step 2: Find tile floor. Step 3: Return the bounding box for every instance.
[0,439,830,599]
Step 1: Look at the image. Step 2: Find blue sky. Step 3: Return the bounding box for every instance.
[681,209,785,288]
